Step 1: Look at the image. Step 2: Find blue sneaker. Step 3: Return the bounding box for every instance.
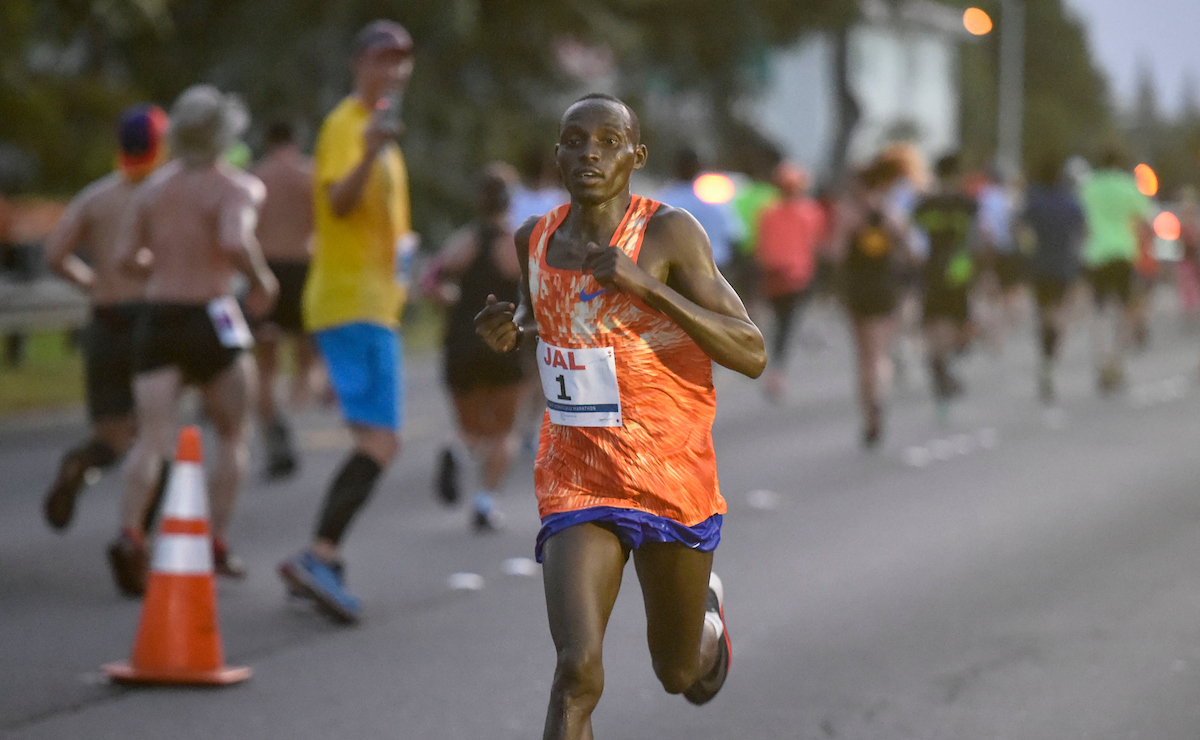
[278,551,360,624]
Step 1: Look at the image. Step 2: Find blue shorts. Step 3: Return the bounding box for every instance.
[314,322,403,430]
[535,507,722,563]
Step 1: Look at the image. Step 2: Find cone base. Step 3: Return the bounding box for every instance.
[102,661,251,686]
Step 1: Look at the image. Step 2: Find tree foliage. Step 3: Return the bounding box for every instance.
[0,0,849,241]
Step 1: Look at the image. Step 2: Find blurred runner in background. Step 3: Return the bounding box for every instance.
[42,105,170,533]
[975,167,1026,353]
[913,153,978,406]
[277,20,414,624]
[113,85,277,596]
[1079,146,1152,395]
[1177,187,1200,329]
[656,146,744,276]
[835,156,907,447]
[754,161,826,400]
[426,164,527,531]
[1020,154,1085,405]
[251,119,316,479]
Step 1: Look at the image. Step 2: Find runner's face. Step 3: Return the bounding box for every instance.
[556,101,646,204]
[355,47,414,101]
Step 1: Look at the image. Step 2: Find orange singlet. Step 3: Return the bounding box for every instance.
[529,195,726,526]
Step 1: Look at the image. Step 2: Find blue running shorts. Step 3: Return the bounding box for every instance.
[535,506,722,563]
[314,322,403,430]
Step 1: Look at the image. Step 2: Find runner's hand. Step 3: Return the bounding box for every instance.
[582,242,653,299]
[475,294,520,353]
[245,270,279,319]
[365,117,403,157]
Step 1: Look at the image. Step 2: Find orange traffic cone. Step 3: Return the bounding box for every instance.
[103,426,251,685]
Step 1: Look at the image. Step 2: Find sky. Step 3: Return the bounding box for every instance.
[1063,0,1200,116]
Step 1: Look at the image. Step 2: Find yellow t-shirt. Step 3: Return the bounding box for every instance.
[303,96,410,331]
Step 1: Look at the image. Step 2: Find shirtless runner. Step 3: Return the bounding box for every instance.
[42,104,170,532]
[110,85,278,597]
[476,94,766,739]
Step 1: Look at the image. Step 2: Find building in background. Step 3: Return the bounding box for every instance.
[751,0,972,181]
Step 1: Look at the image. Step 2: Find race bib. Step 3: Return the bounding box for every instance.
[206,296,253,349]
[537,339,622,427]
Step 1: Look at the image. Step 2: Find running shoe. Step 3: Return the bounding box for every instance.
[212,538,247,579]
[43,448,91,531]
[264,418,298,480]
[684,572,731,706]
[277,551,360,624]
[436,448,459,506]
[106,531,148,597]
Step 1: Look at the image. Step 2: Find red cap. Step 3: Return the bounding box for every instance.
[175,426,203,463]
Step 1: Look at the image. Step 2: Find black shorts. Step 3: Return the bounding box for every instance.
[83,303,140,421]
[1033,277,1070,310]
[443,339,526,393]
[994,253,1026,290]
[133,303,246,385]
[264,260,308,334]
[923,285,970,324]
[1086,260,1133,306]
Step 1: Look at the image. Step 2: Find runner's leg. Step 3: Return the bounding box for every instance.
[631,542,717,694]
[122,367,182,536]
[201,353,255,542]
[541,523,627,740]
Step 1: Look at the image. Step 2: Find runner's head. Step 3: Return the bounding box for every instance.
[673,146,701,183]
[116,104,168,182]
[772,161,808,198]
[352,20,414,104]
[263,119,298,152]
[933,152,962,188]
[557,94,647,205]
[168,85,249,169]
[477,162,516,219]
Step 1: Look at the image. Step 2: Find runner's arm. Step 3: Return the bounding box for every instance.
[219,184,278,316]
[475,216,538,353]
[587,207,766,377]
[43,196,95,293]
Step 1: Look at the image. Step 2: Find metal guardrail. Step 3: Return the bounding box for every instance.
[0,275,89,332]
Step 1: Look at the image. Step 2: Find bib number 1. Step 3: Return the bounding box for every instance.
[537,339,622,427]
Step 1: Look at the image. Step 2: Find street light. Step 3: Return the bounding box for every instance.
[995,0,1025,179]
[961,3,1025,178]
[963,8,993,36]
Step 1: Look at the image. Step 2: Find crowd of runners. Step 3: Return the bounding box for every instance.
[25,14,1200,739]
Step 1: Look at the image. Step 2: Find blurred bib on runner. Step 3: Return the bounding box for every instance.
[206,296,253,349]
[537,339,621,427]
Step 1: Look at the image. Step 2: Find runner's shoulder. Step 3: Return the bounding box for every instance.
[219,164,266,205]
[646,203,709,253]
[514,214,542,256]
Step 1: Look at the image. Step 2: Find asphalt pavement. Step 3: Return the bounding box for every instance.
[4,293,1200,739]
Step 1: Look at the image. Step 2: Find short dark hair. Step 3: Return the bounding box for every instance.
[1097,143,1128,170]
[264,120,295,148]
[934,152,961,180]
[674,146,701,182]
[567,93,641,144]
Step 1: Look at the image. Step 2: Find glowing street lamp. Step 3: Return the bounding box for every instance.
[693,173,736,205]
[963,8,994,36]
[1153,211,1180,241]
[1134,164,1159,197]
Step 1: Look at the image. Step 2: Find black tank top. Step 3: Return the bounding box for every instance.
[445,223,519,345]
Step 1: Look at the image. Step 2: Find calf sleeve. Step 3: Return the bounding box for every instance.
[314,452,383,545]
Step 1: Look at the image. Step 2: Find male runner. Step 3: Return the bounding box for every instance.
[112,85,277,597]
[476,94,766,739]
[277,20,415,624]
[913,153,978,402]
[42,104,170,531]
[1079,146,1152,394]
[251,120,316,478]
